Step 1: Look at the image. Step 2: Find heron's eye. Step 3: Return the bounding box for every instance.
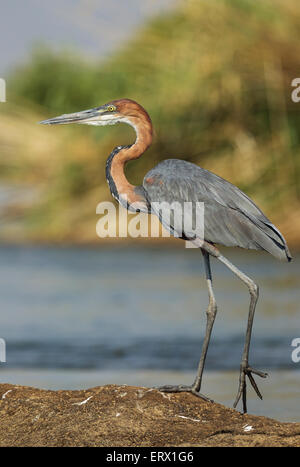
[107,105,115,112]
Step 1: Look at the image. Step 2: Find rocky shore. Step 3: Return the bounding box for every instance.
[0,383,299,447]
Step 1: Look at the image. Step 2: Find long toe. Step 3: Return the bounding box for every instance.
[246,367,267,400]
[233,365,267,413]
[156,384,189,392]
[247,366,268,378]
[156,384,213,403]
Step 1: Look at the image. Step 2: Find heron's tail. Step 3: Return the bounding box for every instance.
[254,220,292,262]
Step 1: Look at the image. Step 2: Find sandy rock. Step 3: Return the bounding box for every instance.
[0,383,299,447]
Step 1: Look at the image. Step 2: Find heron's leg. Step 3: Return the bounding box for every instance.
[192,249,217,392]
[217,254,268,414]
[156,248,217,403]
[192,240,267,412]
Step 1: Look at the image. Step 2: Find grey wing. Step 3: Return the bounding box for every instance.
[142,159,291,261]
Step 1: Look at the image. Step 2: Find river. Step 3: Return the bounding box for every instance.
[0,245,299,421]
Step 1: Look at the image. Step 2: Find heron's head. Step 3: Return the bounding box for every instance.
[39,99,151,129]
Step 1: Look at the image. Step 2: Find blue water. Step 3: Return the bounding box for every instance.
[0,245,299,420]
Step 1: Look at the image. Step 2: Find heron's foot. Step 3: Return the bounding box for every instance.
[233,364,268,414]
[155,384,214,403]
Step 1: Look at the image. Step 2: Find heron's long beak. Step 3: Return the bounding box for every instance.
[39,106,106,125]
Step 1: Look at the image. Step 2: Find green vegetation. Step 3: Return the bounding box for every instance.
[1,0,300,244]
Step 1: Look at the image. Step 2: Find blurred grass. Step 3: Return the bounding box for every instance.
[0,0,300,245]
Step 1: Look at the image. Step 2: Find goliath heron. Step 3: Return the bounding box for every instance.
[40,98,291,413]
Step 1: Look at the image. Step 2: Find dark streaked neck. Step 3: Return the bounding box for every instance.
[105,115,153,210]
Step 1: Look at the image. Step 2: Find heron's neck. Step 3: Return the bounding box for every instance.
[106,116,152,209]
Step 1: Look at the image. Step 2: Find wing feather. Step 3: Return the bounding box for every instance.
[142,159,291,261]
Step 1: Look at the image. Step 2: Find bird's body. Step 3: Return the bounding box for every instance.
[147,159,290,260]
[106,145,291,261]
[40,98,291,413]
